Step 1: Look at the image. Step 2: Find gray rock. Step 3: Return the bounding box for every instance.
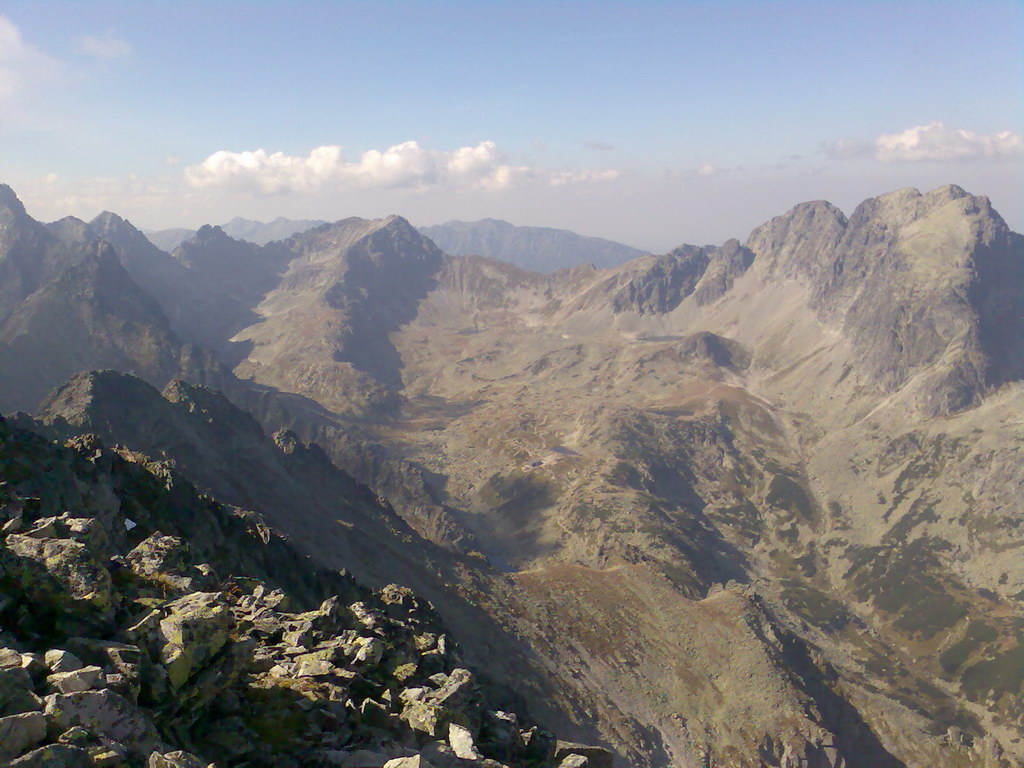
[382,757,434,768]
[44,689,161,758]
[126,533,194,591]
[0,710,47,759]
[5,535,114,616]
[554,742,613,768]
[353,637,384,666]
[45,650,84,674]
[0,647,23,668]
[7,744,90,767]
[431,668,474,710]
[157,591,232,690]
[296,658,335,677]
[0,666,43,716]
[401,699,446,737]
[147,750,208,768]
[448,722,482,760]
[47,665,104,694]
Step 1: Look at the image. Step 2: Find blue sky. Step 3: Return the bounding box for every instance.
[2,1,1021,250]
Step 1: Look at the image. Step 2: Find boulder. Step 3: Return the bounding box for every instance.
[448,722,482,760]
[554,742,613,768]
[126,533,194,592]
[353,637,384,666]
[431,668,475,710]
[7,744,90,767]
[44,689,162,758]
[47,666,104,694]
[0,710,47,759]
[156,592,232,690]
[147,750,208,768]
[401,700,446,737]
[62,640,143,703]
[480,710,524,761]
[0,666,43,716]
[45,650,84,674]
[382,757,434,768]
[5,535,114,616]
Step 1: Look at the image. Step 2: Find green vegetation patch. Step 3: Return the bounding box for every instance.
[764,473,814,521]
[939,620,998,676]
[960,636,1024,706]
[780,580,853,632]
[845,539,969,641]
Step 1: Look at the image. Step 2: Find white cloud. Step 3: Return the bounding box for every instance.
[826,123,1023,163]
[77,30,132,60]
[0,15,59,107]
[184,141,618,195]
[696,161,720,177]
[875,122,1022,162]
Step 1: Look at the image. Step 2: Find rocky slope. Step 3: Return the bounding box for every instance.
[417,220,648,273]
[0,182,1020,767]
[0,414,612,768]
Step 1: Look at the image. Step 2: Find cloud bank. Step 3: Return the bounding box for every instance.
[827,122,1023,163]
[184,141,618,195]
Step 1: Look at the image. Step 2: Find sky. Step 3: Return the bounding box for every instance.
[1,1,1021,252]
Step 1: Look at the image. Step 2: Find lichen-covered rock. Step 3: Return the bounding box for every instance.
[7,743,91,767]
[5,535,114,617]
[156,591,232,690]
[127,533,196,592]
[147,749,208,768]
[47,665,104,694]
[44,689,162,758]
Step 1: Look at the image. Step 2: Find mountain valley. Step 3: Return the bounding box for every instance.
[0,182,1021,768]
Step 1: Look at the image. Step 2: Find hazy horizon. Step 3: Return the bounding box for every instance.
[2,1,1021,252]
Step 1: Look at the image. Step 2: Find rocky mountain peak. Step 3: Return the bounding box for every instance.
[90,210,128,228]
[745,199,847,283]
[87,211,164,258]
[45,215,91,247]
[0,183,28,221]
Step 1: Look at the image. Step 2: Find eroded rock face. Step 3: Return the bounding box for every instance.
[0,417,610,767]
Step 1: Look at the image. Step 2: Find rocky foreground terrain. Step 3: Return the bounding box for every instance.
[0,415,610,768]
[0,182,1021,767]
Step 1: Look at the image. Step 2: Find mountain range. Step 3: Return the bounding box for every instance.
[0,181,1021,768]
[146,217,649,274]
